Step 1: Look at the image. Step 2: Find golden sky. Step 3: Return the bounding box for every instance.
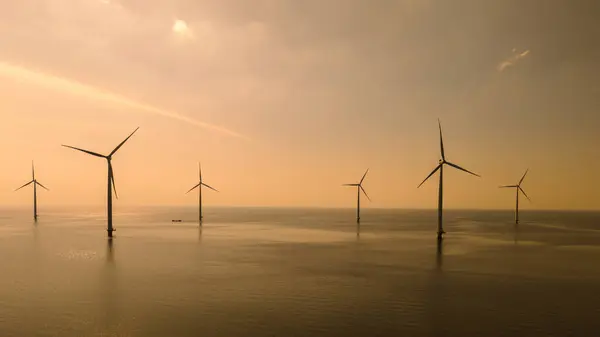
[1,0,599,209]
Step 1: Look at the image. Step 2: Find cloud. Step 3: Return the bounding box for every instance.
[497,49,531,72]
[0,61,247,139]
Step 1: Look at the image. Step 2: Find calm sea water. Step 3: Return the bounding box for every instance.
[1,206,599,336]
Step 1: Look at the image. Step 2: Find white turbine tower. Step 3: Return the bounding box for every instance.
[15,161,49,221]
[186,162,218,224]
[500,169,531,224]
[62,127,139,238]
[418,120,480,240]
[343,169,371,223]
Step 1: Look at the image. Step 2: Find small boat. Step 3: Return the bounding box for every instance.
[171,219,182,222]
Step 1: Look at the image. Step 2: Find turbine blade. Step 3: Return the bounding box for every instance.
[418,164,441,188]
[445,161,480,177]
[499,185,518,188]
[519,187,531,201]
[36,181,50,191]
[32,161,35,180]
[109,127,139,157]
[198,162,202,182]
[14,180,34,191]
[109,162,118,199]
[438,119,445,161]
[201,183,219,192]
[343,184,359,186]
[519,169,529,185]
[62,145,105,158]
[360,185,371,202]
[359,169,369,184]
[186,183,201,194]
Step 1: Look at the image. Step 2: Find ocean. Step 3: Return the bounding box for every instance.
[0,206,599,336]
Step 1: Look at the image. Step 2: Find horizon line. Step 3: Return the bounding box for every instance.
[1,204,599,212]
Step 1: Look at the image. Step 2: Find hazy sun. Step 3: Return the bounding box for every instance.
[172,19,191,36]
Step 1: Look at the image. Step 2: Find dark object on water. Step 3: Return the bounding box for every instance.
[172,220,182,222]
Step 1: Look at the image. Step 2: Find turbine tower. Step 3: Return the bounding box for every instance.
[343,169,371,223]
[418,120,480,240]
[62,127,139,238]
[500,169,531,224]
[15,161,49,221]
[186,162,218,224]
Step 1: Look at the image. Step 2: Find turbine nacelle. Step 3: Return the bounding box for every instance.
[186,163,219,194]
[419,120,480,188]
[500,169,531,202]
[15,162,50,193]
[343,169,371,201]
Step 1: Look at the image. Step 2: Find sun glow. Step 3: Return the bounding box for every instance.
[172,19,193,38]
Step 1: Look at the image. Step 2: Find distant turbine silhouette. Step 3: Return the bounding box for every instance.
[62,127,139,238]
[343,169,371,223]
[186,162,218,225]
[418,120,480,240]
[15,161,49,221]
[500,169,531,224]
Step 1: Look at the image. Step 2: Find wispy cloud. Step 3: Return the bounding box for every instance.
[497,49,530,72]
[0,61,246,139]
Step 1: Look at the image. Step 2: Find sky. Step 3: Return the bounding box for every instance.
[0,0,599,210]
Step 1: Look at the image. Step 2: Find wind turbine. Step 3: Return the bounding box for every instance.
[500,169,531,224]
[418,120,480,240]
[186,162,218,224]
[62,127,139,238]
[15,161,49,221]
[343,169,371,223]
